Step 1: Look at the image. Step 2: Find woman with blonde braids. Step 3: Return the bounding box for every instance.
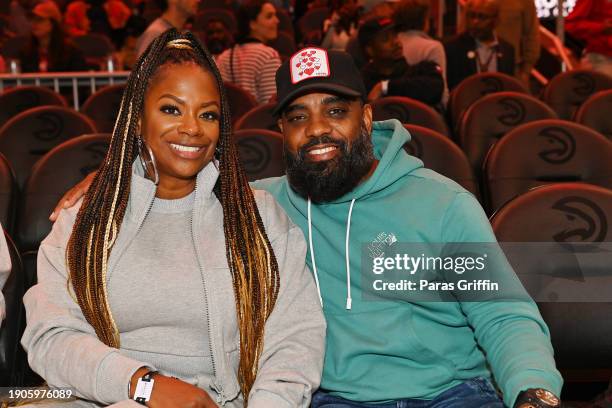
[21,29,325,408]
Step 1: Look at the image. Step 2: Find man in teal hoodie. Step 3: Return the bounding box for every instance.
[253,48,563,408]
[50,47,563,408]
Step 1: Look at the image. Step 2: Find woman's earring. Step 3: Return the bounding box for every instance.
[138,137,159,185]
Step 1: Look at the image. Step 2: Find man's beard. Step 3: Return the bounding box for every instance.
[284,122,375,203]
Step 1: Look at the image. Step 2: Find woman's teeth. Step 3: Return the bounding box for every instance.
[170,143,201,152]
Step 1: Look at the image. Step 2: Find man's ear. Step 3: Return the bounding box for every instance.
[277,118,284,133]
[362,103,373,134]
[364,44,373,60]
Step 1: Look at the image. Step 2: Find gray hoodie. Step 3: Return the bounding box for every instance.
[21,161,326,407]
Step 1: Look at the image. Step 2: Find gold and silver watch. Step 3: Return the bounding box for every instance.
[515,388,560,408]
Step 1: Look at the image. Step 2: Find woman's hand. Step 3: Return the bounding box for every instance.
[130,368,217,408]
[49,170,97,221]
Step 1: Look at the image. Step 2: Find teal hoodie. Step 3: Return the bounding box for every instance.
[253,119,562,407]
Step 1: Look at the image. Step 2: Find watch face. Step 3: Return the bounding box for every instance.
[535,389,560,406]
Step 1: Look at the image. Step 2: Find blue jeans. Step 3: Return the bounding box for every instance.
[311,377,504,408]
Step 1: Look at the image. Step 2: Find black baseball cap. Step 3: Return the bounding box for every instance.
[358,16,395,50]
[273,47,367,116]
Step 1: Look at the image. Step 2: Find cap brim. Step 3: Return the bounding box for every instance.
[273,83,363,116]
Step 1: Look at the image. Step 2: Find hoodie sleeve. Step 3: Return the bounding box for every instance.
[441,192,563,408]
[248,190,326,408]
[21,206,152,405]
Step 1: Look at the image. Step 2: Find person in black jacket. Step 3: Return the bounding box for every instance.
[443,0,515,91]
[19,1,87,73]
[358,16,444,107]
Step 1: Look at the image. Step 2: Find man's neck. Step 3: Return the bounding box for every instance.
[475,32,497,46]
[161,9,187,30]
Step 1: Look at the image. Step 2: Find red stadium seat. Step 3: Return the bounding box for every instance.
[403,124,478,198]
[224,82,258,126]
[234,102,280,133]
[81,84,126,133]
[484,119,612,213]
[448,72,528,133]
[233,129,284,181]
[371,96,450,137]
[542,69,612,120]
[491,183,612,384]
[574,89,612,140]
[459,92,557,173]
[0,86,67,128]
[0,106,97,188]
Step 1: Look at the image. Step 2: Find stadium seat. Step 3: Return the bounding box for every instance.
[459,92,557,174]
[0,153,15,234]
[371,96,450,137]
[16,134,111,287]
[234,102,280,132]
[491,183,612,383]
[448,72,528,133]
[0,106,97,189]
[0,230,27,386]
[484,119,612,213]
[542,69,612,120]
[81,84,126,133]
[403,124,479,197]
[0,86,67,128]
[574,89,612,140]
[224,82,258,126]
[234,129,284,181]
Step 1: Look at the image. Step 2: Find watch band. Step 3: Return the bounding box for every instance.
[133,370,158,405]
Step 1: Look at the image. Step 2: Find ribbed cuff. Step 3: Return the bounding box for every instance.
[96,351,155,405]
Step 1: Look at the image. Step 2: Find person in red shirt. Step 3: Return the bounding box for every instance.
[566,0,612,77]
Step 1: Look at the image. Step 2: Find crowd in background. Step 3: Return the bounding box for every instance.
[0,0,608,106]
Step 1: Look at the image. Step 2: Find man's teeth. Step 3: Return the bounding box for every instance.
[170,143,201,152]
[309,146,336,155]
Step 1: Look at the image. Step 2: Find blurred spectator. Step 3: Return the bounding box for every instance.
[136,0,199,57]
[566,0,612,78]
[8,0,34,36]
[65,0,91,37]
[496,0,540,83]
[203,17,233,56]
[18,1,87,72]
[321,2,360,51]
[359,16,443,106]
[217,0,281,103]
[115,31,138,69]
[591,378,612,407]
[393,0,448,105]
[0,224,10,322]
[444,0,515,91]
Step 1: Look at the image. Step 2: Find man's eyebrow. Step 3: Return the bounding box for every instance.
[283,103,306,116]
[322,95,353,105]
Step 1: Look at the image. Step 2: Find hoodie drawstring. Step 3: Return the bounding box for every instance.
[345,198,356,310]
[307,198,356,311]
[307,198,323,307]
